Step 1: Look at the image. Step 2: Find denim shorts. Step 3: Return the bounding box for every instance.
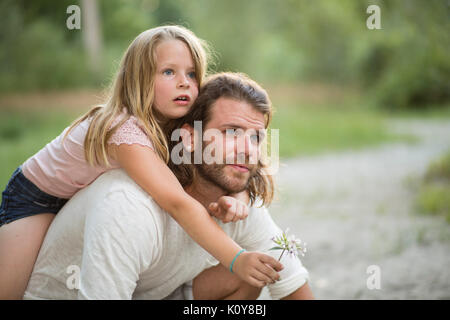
[0,166,68,227]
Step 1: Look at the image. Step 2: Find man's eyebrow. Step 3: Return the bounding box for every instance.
[220,123,243,129]
[220,123,265,129]
[220,124,267,137]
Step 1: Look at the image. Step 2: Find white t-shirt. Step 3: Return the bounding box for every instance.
[24,169,309,300]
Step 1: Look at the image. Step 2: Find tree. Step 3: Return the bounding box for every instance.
[81,0,103,76]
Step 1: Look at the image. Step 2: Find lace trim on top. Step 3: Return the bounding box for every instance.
[107,115,153,150]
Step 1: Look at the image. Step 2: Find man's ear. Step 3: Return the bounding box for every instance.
[181,124,194,152]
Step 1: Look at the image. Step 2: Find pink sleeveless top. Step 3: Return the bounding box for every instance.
[21,114,154,199]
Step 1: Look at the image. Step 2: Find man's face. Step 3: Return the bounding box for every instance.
[196,97,266,194]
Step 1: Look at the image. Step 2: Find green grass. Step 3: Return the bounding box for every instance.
[0,109,75,191]
[415,151,450,222]
[386,103,450,120]
[270,102,416,158]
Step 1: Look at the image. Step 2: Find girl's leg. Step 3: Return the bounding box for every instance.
[0,213,55,299]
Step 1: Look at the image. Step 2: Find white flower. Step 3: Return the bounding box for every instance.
[270,229,307,260]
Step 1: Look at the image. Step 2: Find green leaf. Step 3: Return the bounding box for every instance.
[269,246,284,251]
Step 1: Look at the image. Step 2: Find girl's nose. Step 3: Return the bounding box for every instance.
[177,75,190,88]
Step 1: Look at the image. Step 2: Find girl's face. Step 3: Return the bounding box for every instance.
[153,39,199,119]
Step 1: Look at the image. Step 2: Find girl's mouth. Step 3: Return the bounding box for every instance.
[174,95,190,106]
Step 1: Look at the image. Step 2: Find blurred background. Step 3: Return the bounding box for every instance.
[0,0,449,299]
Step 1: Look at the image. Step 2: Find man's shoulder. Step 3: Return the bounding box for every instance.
[88,169,155,205]
[78,169,166,224]
[93,168,144,195]
[248,200,271,218]
[223,202,273,235]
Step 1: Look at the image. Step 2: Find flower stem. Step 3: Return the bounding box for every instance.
[278,249,286,261]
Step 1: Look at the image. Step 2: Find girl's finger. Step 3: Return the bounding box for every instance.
[248,275,267,288]
[224,210,236,223]
[250,270,274,286]
[218,196,232,209]
[259,254,284,272]
[255,263,280,282]
[232,205,243,222]
[208,202,218,215]
[242,206,249,219]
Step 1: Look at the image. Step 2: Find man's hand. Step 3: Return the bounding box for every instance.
[231,251,284,288]
[208,196,249,223]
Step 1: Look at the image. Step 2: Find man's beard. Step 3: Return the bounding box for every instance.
[197,162,257,195]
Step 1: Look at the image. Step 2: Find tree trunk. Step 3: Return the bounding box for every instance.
[81,0,103,76]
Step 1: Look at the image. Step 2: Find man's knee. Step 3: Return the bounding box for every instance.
[193,265,262,299]
[232,280,262,299]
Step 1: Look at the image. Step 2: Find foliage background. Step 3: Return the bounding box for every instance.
[1,0,448,110]
[0,0,449,221]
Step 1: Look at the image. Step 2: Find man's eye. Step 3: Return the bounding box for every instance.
[163,69,174,75]
[250,134,260,144]
[225,129,236,136]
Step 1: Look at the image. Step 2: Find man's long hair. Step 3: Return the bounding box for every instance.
[167,72,275,207]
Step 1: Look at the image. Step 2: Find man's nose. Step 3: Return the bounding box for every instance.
[246,135,259,162]
[237,134,258,163]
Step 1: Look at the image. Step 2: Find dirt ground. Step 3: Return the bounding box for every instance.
[260,118,450,299]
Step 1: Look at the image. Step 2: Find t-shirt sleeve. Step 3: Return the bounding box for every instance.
[76,190,156,300]
[231,206,310,300]
[107,115,154,150]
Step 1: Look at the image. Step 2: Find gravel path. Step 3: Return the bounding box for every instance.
[262,119,450,299]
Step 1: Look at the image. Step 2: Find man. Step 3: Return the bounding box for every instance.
[24,73,313,300]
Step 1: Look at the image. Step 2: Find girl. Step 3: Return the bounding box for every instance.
[0,26,282,299]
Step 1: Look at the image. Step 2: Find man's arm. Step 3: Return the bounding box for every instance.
[281,282,314,300]
[192,265,314,300]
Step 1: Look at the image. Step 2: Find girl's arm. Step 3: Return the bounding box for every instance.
[112,143,283,287]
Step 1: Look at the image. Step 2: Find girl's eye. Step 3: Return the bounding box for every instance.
[163,69,174,76]
[188,71,196,79]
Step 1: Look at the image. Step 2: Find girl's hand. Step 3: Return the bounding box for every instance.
[232,251,284,288]
[208,196,249,223]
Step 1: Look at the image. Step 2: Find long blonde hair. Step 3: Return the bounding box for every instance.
[66,25,210,167]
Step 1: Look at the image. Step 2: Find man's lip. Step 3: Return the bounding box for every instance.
[228,164,249,172]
